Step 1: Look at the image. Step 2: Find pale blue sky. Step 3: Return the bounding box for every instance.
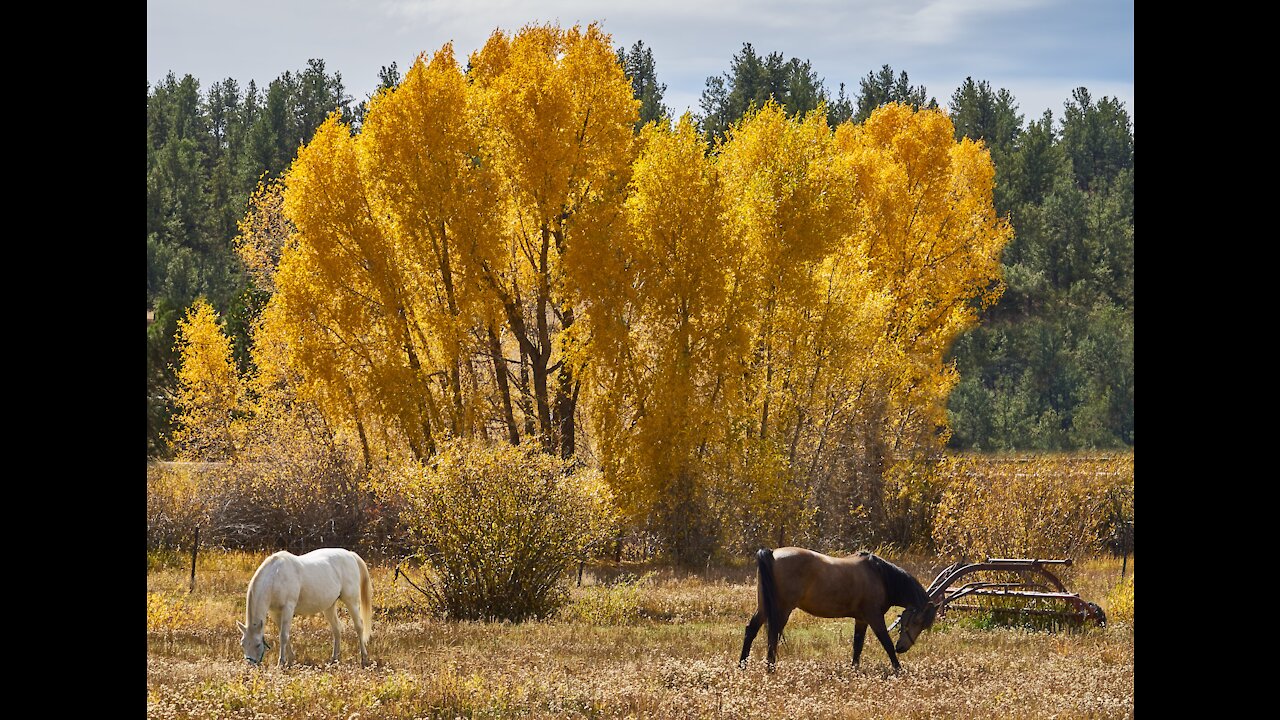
[147,0,1134,125]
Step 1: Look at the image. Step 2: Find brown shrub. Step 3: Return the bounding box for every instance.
[146,444,369,554]
[146,463,209,551]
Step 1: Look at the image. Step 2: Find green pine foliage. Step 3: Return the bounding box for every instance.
[616,41,669,131]
[853,64,938,122]
[146,60,353,457]
[697,43,831,143]
[946,88,1134,451]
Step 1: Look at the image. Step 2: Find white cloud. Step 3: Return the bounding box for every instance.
[905,0,1051,45]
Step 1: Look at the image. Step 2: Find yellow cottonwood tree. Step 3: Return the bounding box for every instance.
[713,102,857,547]
[275,114,443,460]
[246,23,639,466]
[817,103,1012,544]
[234,177,290,296]
[581,114,748,561]
[359,44,500,443]
[172,298,243,461]
[466,22,638,457]
[234,179,372,464]
[717,102,855,445]
[838,103,1008,351]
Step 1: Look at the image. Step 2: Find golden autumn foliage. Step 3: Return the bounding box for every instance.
[466,23,639,457]
[580,114,748,559]
[171,298,243,461]
[233,176,290,295]
[795,103,1011,547]
[574,100,1011,557]
[177,21,1025,561]
[255,22,639,466]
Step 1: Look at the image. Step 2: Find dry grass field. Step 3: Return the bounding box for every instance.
[147,551,1133,719]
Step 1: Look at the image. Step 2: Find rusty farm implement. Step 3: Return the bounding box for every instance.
[893,558,1107,632]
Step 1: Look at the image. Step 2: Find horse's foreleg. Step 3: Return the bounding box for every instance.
[279,606,296,667]
[869,616,900,674]
[852,620,868,666]
[323,605,342,663]
[739,611,764,668]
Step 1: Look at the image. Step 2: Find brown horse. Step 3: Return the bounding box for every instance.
[739,547,938,673]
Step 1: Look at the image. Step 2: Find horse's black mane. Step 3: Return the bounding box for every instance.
[861,551,928,609]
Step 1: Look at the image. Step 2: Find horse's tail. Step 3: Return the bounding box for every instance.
[756,548,783,639]
[356,553,373,644]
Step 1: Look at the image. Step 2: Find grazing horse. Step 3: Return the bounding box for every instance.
[237,548,373,667]
[739,547,937,673]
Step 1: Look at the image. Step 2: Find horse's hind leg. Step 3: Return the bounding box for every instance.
[765,609,793,672]
[739,611,764,668]
[323,605,342,663]
[343,594,369,666]
[851,619,868,666]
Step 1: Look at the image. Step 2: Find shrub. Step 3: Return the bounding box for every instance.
[376,439,619,622]
[146,444,368,554]
[147,463,208,551]
[205,443,367,552]
[147,591,198,647]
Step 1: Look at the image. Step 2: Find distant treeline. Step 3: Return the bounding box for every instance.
[147,42,1133,458]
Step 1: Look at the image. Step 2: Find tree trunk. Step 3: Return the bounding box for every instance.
[489,324,520,445]
[447,364,465,435]
[532,226,555,452]
[519,341,537,438]
[555,306,578,458]
[436,226,467,436]
[346,385,373,472]
[531,352,554,453]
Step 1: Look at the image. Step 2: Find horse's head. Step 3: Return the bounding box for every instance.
[894,602,938,654]
[237,619,271,665]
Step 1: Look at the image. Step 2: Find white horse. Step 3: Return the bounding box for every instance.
[237,548,373,667]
